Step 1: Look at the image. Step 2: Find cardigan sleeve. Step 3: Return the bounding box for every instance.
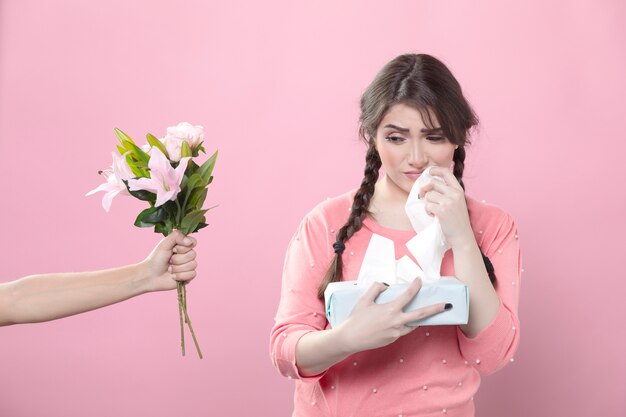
[456,211,522,375]
[269,209,334,383]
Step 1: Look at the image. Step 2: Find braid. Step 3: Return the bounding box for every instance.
[454,147,497,287]
[453,147,466,191]
[482,253,497,287]
[317,145,382,298]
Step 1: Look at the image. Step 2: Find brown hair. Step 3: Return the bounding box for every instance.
[317,53,496,298]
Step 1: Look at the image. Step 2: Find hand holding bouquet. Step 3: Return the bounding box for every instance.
[87,122,217,358]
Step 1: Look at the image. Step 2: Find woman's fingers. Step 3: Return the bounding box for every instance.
[173,244,194,254]
[396,323,419,337]
[170,250,196,265]
[424,189,445,204]
[356,281,390,307]
[390,277,422,309]
[418,182,435,199]
[428,166,463,190]
[420,179,460,200]
[402,303,448,325]
[172,234,197,254]
[171,270,197,282]
[170,260,197,274]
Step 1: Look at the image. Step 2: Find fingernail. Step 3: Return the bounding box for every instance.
[183,237,192,245]
[444,303,453,311]
[382,282,390,287]
[172,247,178,253]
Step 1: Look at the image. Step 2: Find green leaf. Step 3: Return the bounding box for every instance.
[192,141,204,157]
[180,209,208,235]
[116,144,126,155]
[155,219,174,236]
[197,150,218,186]
[181,141,192,158]
[161,200,178,218]
[125,154,148,178]
[125,140,150,165]
[193,222,208,233]
[114,128,135,146]
[180,174,189,191]
[146,133,168,158]
[134,206,166,227]
[188,188,207,210]
[124,181,156,202]
[184,173,203,198]
[186,160,200,176]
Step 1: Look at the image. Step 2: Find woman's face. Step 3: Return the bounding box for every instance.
[375,103,458,195]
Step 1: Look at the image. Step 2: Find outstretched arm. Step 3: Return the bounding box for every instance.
[0,230,197,326]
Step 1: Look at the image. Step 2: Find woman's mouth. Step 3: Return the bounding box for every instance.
[403,171,423,181]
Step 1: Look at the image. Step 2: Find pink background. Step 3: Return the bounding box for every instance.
[1,1,625,416]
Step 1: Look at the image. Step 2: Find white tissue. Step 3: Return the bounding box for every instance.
[404,166,451,280]
[396,256,424,284]
[355,167,450,287]
[405,166,443,233]
[405,224,449,281]
[356,234,397,288]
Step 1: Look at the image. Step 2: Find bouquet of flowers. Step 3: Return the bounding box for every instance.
[87,122,217,359]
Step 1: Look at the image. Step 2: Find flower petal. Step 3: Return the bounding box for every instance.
[128,177,160,194]
[112,152,134,181]
[102,189,121,212]
[173,157,191,186]
[86,181,116,196]
[155,189,176,207]
[148,147,172,175]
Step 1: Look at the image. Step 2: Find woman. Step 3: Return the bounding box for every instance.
[270,54,520,416]
[0,230,197,326]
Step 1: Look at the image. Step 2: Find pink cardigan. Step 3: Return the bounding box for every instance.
[270,191,521,417]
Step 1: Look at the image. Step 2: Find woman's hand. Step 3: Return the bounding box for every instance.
[336,278,448,354]
[139,230,198,292]
[419,166,475,249]
[419,167,501,336]
[295,278,448,376]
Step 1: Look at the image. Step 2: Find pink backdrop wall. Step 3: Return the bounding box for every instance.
[1,1,624,416]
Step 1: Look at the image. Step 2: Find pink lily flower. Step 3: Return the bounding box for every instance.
[86,152,134,212]
[127,147,190,207]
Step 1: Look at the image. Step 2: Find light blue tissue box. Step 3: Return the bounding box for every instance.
[324,277,469,328]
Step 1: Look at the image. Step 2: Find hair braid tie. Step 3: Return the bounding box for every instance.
[332,241,346,254]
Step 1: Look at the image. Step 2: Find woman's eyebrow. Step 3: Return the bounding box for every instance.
[420,127,444,133]
[383,124,410,132]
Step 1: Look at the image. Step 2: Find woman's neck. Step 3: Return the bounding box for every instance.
[368,175,414,231]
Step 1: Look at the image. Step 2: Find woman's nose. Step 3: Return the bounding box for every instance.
[408,141,428,166]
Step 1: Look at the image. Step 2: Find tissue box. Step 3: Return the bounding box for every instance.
[324,277,468,328]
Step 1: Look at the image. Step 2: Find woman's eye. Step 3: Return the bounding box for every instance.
[385,136,406,144]
[426,135,446,142]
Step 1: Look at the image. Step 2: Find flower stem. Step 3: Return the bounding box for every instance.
[177,282,185,356]
[175,199,183,227]
[171,228,201,358]
[181,283,203,359]
[181,193,191,220]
